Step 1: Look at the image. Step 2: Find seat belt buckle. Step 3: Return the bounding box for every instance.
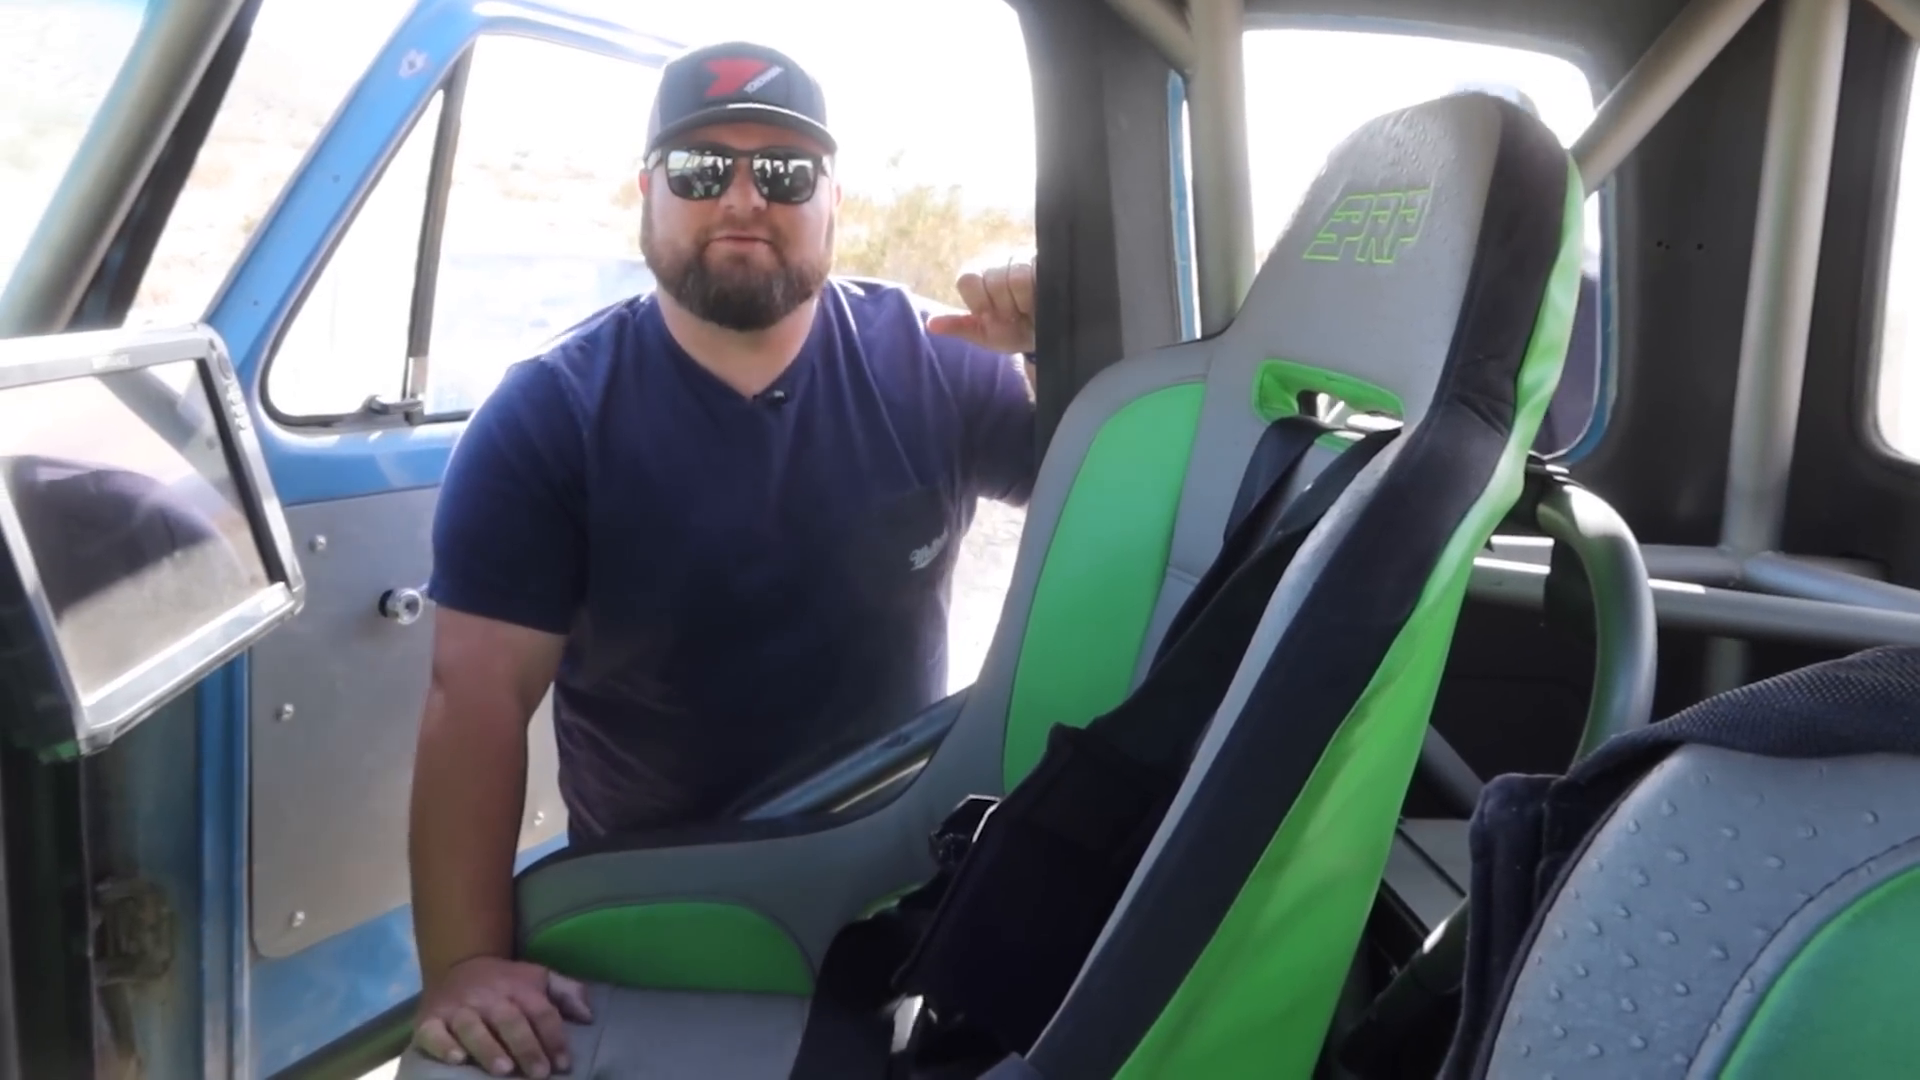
[929,794,1000,869]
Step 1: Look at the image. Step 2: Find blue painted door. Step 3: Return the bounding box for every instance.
[199,2,679,1073]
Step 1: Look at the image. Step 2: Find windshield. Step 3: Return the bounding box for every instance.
[0,0,151,297]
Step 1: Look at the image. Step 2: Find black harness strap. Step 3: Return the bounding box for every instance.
[891,423,1400,1058]
[788,415,1337,1076]
[1154,413,1333,664]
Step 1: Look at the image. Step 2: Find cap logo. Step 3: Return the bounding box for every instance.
[704,58,784,98]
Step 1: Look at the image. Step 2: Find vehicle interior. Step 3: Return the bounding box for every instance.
[3,0,1920,1076]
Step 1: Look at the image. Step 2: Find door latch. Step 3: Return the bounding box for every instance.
[379,587,428,625]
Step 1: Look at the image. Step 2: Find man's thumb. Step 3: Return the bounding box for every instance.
[927,313,984,341]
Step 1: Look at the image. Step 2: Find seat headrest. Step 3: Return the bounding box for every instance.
[1225,92,1581,428]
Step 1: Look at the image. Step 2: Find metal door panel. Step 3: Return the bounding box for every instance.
[248,487,564,958]
[197,2,680,1068]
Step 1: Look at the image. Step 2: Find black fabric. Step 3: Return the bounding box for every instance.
[785,414,1349,1071]
[1155,414,1330,666]
[645,41,836,155]
[890,425,1396,1057]
[975,1056,1047,1080]
[1224,414,1331,541]
[787,911,903,1078]
[1440,645,1920,1079]
[1030,101,1573,1080]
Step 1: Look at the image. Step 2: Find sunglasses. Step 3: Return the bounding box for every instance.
[648,145,824,205]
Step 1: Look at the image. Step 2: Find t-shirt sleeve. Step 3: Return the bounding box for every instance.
[427,360,586,635]
[934,335,1038,507]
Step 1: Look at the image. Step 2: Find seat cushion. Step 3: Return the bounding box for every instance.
[395,984,812,1080]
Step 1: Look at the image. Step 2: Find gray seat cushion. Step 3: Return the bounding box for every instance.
[395,983,812,1079]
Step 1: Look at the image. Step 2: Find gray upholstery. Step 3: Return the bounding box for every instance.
[396,985,811,1079]
[1485,744,1920,1078]
[1136,101,1498,669]
[1050,91,1510,1001]
[446,91,1571,1080]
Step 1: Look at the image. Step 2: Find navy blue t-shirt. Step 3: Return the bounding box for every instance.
[428,278,1037,840]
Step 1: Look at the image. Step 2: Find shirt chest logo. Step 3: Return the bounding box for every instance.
[909,527,951,572]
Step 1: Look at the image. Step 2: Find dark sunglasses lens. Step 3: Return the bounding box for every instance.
[752,154,819,204]
[663,149,734,199]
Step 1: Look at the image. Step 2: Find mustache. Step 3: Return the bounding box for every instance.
[700,224,780,247]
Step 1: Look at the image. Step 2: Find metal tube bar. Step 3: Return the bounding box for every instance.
[1469,560,1920,650]
[1741,552,1920,614]
[1106,0,1196,73]
[1641,544,1743,587]
[1535,483,1658,756]
[1868,0,1920,43]
[0,2,247,337]
[1706,0,1849,694]
[1186,0,1258,335]
[1720,0,1850,557]
[1573,0,1770,190]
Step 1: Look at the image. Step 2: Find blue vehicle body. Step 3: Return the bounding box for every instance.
[75,4,682,1075]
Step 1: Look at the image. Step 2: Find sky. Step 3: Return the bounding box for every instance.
[5,0,1604,277]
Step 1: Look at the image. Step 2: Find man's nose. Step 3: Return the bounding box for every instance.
[718,160,767,212]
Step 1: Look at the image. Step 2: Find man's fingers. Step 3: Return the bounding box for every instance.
[413,1017,468,1066]
[516,991,573,1071]
[954,270,989,316]
[1006,259,1035,317]
[548,972,595,1024]
[980,263,1018,318]
[482,1000,552,1079]
[448,1006,516,1077]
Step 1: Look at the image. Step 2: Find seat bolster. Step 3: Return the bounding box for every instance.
[1485,745,1920,1079]
[516,794,939,985]
[395,984,812,1080]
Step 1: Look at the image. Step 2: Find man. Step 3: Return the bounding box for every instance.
[406,41,1039,1077]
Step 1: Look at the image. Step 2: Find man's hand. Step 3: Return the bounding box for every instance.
[412,956,593,1078]
[928,255,1036,356]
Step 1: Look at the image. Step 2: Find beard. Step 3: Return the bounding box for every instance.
[640,208,833,332]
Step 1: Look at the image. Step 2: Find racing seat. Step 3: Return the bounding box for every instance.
[400,91,1584,1079]
[1439,646,1920,1080]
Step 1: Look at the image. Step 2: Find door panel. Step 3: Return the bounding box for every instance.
[249,489,564,958]
[199,1,680,1070]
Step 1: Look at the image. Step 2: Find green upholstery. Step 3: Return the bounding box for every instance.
[1026,95,1583,1080]
[1001,383,1205,787]
[399,91,1582,1080]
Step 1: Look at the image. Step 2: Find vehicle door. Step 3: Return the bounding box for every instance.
[190,3,679,1071]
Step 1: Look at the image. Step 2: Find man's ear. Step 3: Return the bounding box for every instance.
[831,177,843,210]
[637,169,652,199]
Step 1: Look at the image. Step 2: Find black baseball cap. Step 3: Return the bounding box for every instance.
[645,42,837,157]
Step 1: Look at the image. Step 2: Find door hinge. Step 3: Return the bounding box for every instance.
[93,878,174,985]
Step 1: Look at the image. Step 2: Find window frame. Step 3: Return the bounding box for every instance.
[257,46,473,431]
[1857,35,1920,470]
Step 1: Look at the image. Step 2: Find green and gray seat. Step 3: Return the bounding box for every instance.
[399,91,1583,1080]
[1441,646,1920,1080]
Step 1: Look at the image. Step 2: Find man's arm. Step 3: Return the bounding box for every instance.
[409,360,590,1078]
[410,610,563,985]
[926,258,1041,506]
